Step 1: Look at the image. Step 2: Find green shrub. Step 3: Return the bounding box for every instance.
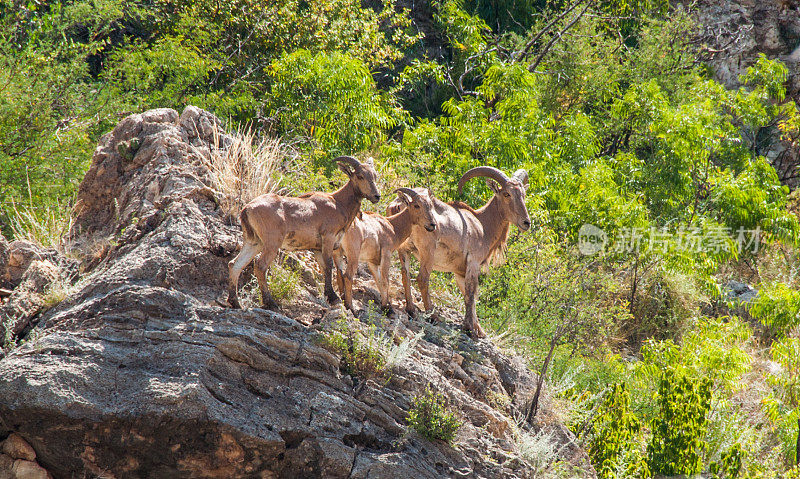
[749,282,800,337]
[710,443,744,479]
[267,50,404,169]
[762,336,800,466]
[589,383,649,479]
[318,318,386,379]
[407,386,462,444]
[646,369,712,476]
[267,262,300,305]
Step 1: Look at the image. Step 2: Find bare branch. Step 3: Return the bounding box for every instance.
[512,0,586,63]
[528,1,592,73]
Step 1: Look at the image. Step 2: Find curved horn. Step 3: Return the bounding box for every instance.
[394,187,420,201]
[457,166,511,194]
[512,168,529,187]
[334,155,361,168]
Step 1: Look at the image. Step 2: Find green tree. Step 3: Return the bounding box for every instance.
[647,369,712,476]
[267,50,404,168]
[589,383,649,479]
[763,337,800,466]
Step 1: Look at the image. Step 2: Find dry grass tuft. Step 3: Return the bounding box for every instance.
[9,197,73,251]
[208,124,292,217]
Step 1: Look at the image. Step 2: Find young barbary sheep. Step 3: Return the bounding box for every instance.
[227,156,381,310]
[334,187,437,312]
[387,166,530,338]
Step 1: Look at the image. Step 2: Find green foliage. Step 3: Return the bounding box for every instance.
[0,0,105,235]
[763,336,800,465]
[267,50,403,168]
[266,262,300,304]
[407,386,462,444]
[639,316,752,394]
[646,369,712,476]
[480,232,627,358]
[318,318,387,379]
[710,444,744,479]
[749,283,800,337]
[589,383,649,479]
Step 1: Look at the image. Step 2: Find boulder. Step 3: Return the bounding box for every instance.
[2,242,46,289]
[1,434,35,461]
[0,260,61,346]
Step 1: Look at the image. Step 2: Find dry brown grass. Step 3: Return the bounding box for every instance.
[9,196,73,251]
[208,125,292,218]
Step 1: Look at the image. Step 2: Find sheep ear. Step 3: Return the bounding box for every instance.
[485,178,501,193]
[337,162,353,176]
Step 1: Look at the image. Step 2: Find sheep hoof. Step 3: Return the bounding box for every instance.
[263,300,280,311]
[325,292,340,305]
[227,295,241,309]
[464,323,487,340]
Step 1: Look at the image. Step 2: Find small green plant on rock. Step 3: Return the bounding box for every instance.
[318,318,386,379]
[267,261,300,304]
[407,386,461,444]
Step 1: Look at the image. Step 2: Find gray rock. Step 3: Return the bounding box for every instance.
[725,280,758,304]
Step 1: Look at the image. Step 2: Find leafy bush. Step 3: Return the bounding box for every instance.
[749,282,800,337]
[266,262,300,305]
[763,336,800,466]
[589,383,649,479]
[710,444,744,479]
[267,50,404,169]
[318,318,387,379]
[646,369,712,476]
[407,386,461,444]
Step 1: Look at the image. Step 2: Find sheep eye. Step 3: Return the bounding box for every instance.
[504,192,511,198]
[414,204,420,209]
[357,175,364,180]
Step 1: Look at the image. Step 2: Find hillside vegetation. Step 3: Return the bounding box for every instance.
[2,0,800,476]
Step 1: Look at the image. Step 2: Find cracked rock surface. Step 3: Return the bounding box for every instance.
[0,107,593,478]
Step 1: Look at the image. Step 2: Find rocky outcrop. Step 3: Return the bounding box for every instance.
[0,107,592,478]
[690,0,800,98]
[689,0,800,186]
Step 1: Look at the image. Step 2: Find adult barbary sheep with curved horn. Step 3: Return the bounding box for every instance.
[228,155,381,310]
[334,187,437,312]
[387,166,530,338]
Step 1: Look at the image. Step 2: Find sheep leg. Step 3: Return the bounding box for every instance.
[463,261,486,339]
[228,240,260,308]
[366,260,390,313]
[342,246,359,311]
[334,250,347,303]
[455,274,466,298]
[378,251,392,312]
[254,247,279,311]
[417,254,434,313]
[399,251,417,316]
[321,242,339,305]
